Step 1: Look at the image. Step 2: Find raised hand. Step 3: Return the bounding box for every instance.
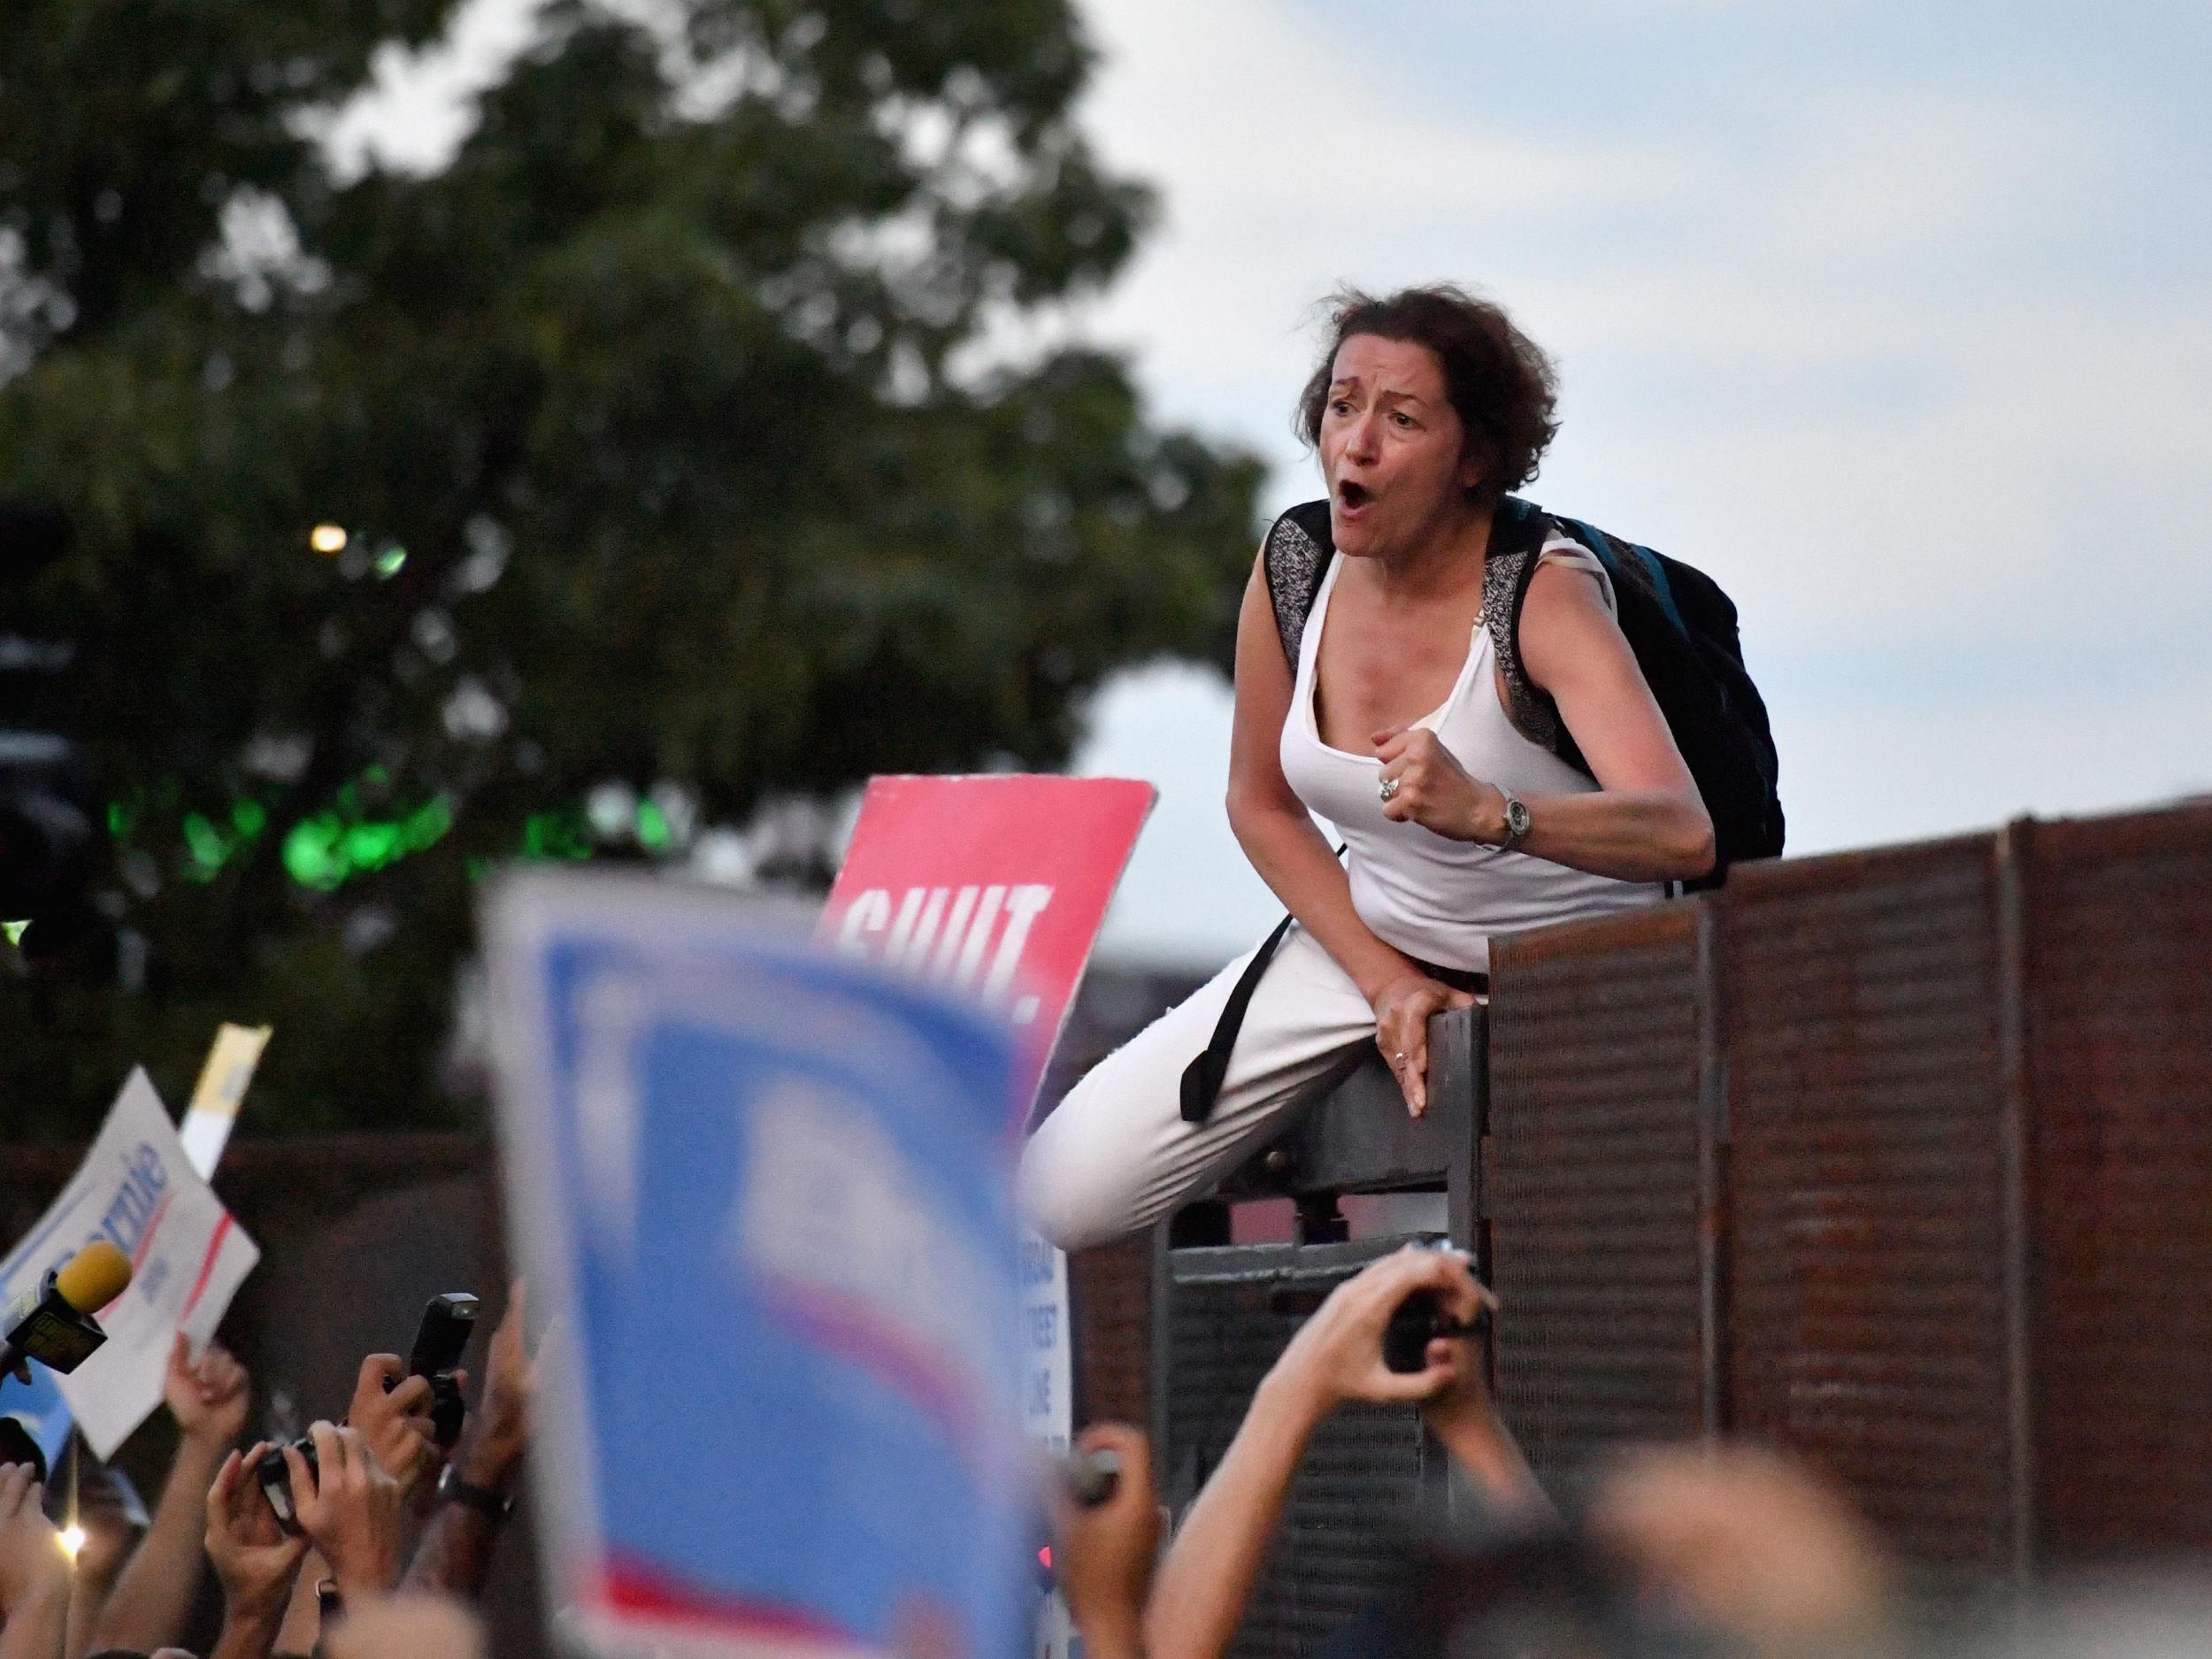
[204,1443,308,1618]
[346,1356,440,1493]
[1047,1425,1160,1659]
[462,1280,534,1489]
[165,1333,251,1451]
[287,1424,404,1603]
[1269,1244,1491,1417]
[0,1462,67,1636]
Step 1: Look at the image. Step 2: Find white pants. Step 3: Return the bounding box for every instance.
[1017,924,1379,1251]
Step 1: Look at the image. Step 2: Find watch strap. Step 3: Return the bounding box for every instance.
[440,1468,514,1521]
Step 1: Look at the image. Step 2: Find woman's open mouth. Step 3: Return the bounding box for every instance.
[1336,480,1374,514]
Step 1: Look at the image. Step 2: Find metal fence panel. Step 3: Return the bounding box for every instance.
[2023,805,2212,1559]
[1070,1236,1153,1430]
[1723,838,2017,1594]
[1487,903,1709,1484]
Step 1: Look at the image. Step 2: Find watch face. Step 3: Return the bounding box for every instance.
[1507,798,1532,837]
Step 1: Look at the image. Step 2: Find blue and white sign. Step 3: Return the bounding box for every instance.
[485,872,1032,1659]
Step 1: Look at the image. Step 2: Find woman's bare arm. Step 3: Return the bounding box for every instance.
[1510,561,1715,879]
[1225,554,1425,1003]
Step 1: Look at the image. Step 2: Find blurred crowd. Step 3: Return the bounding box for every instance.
[2,1250,2201,1659]
[0,1284,533,1659]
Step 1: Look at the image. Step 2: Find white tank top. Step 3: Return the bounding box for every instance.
[1277,535,1664,972]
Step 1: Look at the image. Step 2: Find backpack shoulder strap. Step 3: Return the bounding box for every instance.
[1263,501,1334,667]
[1482,497,1582,763]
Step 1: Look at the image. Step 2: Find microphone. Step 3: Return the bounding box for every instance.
[0,1240,133,1383]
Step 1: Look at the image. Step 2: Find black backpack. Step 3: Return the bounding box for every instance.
[1261,495,1784,876]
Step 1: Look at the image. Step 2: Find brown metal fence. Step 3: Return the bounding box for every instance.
[1069,1235,1152,1429]
[1722,838,2022,1598]
[1471,802,2212,1600]
[1083,801,2212,1620]
[1487,902,1711,1481]
[2021,805,2212,1562]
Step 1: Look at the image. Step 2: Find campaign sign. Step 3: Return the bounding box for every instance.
[820,776,1153,1475]
[820,775,1155,1128]
[486,872,1031,1659]
[0,1070,261,1459]
[2,1026,270,1469]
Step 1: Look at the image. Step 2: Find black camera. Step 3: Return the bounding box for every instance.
[404,1292,479,1449]
[254,1293,480,1532]
[254,1435,319,1533]
[1383,1286,1491,1374]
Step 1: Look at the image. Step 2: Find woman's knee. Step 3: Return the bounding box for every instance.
[1015,1110,1140,1252]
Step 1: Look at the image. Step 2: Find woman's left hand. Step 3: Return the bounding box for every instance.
[1373,726,1503,842]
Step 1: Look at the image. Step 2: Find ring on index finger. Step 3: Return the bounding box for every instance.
[1378,775,1401,803]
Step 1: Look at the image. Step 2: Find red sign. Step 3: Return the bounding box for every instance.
[820,775,1156,1126]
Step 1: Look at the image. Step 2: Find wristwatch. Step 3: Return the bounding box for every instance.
[1498,789,1532,852]
[437,1462,515,1521]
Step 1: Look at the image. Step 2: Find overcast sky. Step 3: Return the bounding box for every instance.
[337,0,2212,968]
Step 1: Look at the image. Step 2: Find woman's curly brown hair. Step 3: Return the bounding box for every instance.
[1295,285,1560,505]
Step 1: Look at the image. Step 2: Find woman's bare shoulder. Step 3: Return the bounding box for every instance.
[1517,555,1629,691]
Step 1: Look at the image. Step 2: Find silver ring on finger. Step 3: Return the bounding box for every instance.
[1379,775,1401,802]
[1393,1050,1408,1066]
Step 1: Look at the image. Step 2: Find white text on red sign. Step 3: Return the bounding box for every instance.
[833,883,1053,1024]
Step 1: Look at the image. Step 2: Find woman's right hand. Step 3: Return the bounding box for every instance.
[1371,973,1478,1118]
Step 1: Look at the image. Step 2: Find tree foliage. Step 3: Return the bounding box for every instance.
[0,0,1262,1137]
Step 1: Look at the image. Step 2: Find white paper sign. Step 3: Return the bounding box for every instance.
[179,1023,269,1178]
[0,1069,261,1458]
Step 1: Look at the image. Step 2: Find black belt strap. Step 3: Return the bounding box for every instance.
[1179,910,1296,1125]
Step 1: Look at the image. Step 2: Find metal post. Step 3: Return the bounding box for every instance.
[1694,895,1730,1438]
[1994,818,2039,1602]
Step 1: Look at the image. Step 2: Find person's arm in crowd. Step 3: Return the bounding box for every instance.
[0,1464,70,1659]
[1591,1446,1897,1659]
[1143,1248,1493,1659]
[288,1423,405,1609]
[89,1335,250,1652]
[403,1283,534,1601]
[204,1442,310,1659]
[60,1485,137,1659]
[268,1348,443,1656]
[1047,1425,1160,1659]
[1417,1316,1550,1523]
[273,1545,328,1659]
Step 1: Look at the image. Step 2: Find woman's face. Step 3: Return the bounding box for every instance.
[1318,333,1480,560]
